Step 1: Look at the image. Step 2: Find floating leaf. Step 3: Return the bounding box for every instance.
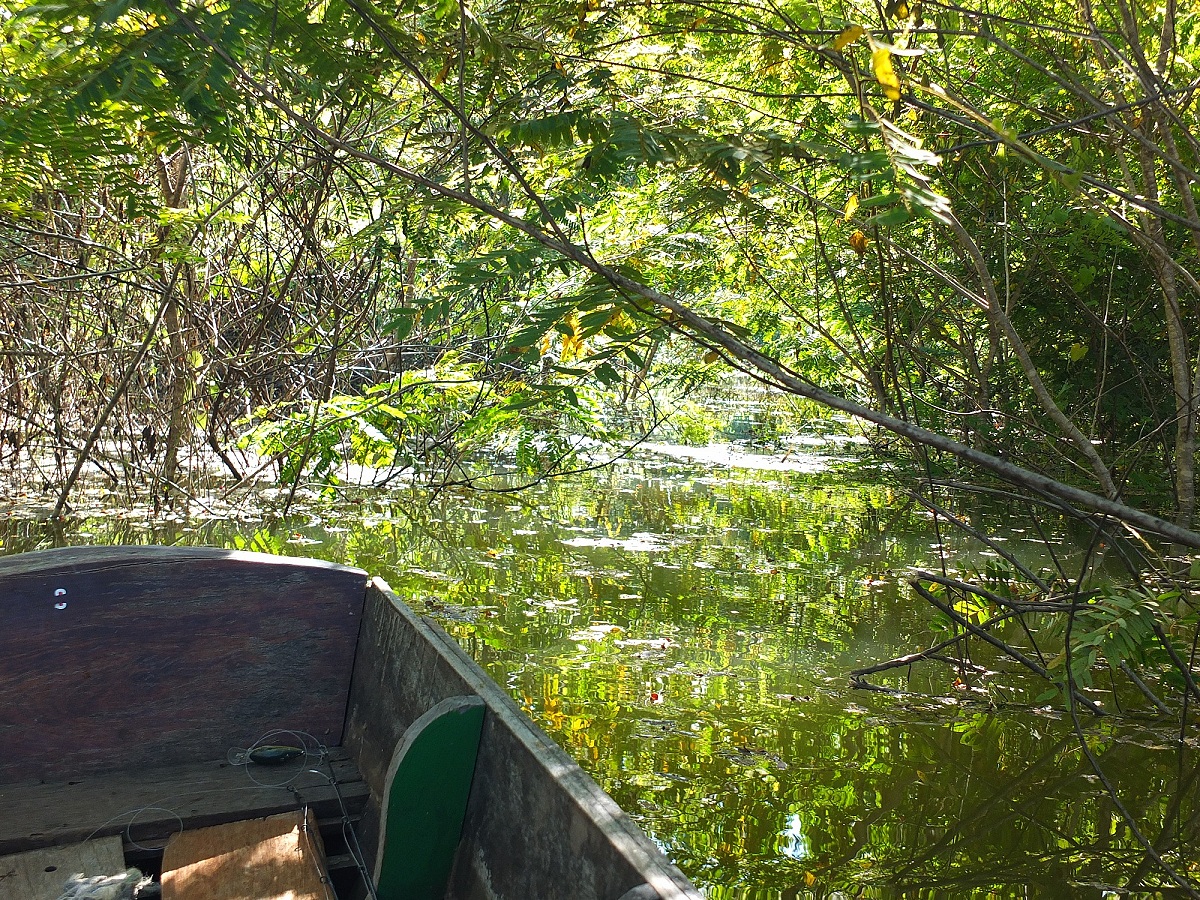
[872,47,902,100]
[1068,342,1088,362]
[832,24,866,51]
[843,193,859,219]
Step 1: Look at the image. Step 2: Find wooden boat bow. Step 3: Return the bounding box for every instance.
[0,545,701,900]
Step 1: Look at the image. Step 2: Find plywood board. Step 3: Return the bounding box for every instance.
[161,809,333,900]
[0,546,367,783]
[0,835,125,900]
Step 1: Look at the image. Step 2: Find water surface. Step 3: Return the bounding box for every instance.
[3,445,1197,898]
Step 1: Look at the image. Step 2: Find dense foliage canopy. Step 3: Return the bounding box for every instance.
[5,0,1200,888]
[3,0,1197,514]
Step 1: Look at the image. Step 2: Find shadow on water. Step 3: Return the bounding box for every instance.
[3,446,1199,898]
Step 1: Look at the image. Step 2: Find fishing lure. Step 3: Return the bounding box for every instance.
[246,745,305,766]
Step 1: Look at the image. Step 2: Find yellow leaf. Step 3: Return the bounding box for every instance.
[832,24,865,51]
[703,350,720,364]
[872,47,902,100]
[843,193,859,219]
[1069,342,1088,362]
[561,312,585,361]
[849,230,868,255]
[804,871,816,887]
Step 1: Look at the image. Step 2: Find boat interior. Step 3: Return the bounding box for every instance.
[0,546,697,900]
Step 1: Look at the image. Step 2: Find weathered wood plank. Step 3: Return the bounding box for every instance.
[344,581,702,900]
[161,809,334,900]
[0,836,125,900]
[0,749,367,856]
[0,546,367,783]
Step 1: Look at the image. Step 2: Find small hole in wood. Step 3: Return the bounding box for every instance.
[44,866,57,873]
[68,781,80,785]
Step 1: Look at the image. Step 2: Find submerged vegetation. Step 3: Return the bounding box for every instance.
[5,0,1200,892]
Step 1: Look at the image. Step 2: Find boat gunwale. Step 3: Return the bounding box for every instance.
[0,544,368,578]
[347,576,703,900]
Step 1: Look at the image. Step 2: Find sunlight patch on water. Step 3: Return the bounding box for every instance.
[561,533,676,552]
[641,442,836,472]
[779,814,811,861]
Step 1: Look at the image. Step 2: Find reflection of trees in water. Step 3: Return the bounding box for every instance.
[2,459,1192,896]
[591,700,1198,897]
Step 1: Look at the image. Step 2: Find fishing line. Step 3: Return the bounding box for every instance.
[81,804,186,850]
[227,728,326,788]
[315,762,381,900]
[298,803,338,900]
[74,728,379,899]
[229,728,381,899]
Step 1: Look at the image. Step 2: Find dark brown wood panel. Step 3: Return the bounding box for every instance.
[0,546,367,783]
[0,748,367,856]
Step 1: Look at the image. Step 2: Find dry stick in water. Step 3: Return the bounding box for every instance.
[910,580,1108,716]
[167,3,1200,553]
[52,263,183,518]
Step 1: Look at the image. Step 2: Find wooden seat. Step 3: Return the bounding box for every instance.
[161,809,333,900]
[0,547,367,786]
[0,836,125,900]
[0,748,368,858]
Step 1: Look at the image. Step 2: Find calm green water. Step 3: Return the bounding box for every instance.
[4,445,1198,898]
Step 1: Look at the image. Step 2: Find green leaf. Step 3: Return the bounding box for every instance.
[868,206,911,227]
[384,308,418,340]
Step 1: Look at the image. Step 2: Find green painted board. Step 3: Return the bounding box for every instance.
[374,695,485,900]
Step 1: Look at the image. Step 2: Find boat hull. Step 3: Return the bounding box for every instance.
[348,576,700,900]
[0,546,701,900]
